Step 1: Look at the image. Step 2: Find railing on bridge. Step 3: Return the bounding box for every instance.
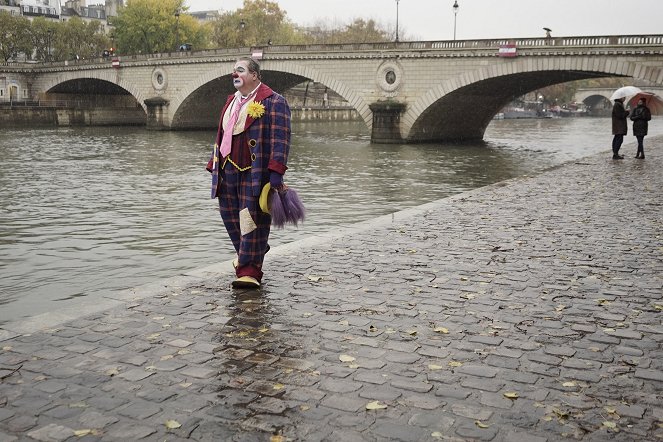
[4,34,663,69]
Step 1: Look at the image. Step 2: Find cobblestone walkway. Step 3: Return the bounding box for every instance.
[1,139,662,441]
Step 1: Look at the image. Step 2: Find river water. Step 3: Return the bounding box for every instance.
[1,117,661,324]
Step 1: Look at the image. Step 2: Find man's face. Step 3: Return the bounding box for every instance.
[232,60,258,93]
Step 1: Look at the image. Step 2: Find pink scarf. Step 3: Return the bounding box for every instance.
[219,92,256,158]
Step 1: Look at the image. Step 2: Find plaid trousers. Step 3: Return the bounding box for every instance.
[218,161,271,281]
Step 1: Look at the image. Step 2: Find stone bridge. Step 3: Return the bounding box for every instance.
[3,34,663,143]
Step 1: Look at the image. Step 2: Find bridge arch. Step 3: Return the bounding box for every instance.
[169,61,373,130]
[40,71,147,112]
[405,58,661,142]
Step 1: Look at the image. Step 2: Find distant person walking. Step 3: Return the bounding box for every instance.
[630,97,652,159]
[611,97,629,159]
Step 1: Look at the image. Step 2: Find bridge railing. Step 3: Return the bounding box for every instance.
[5,34,663,69]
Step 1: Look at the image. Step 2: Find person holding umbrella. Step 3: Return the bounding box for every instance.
[630,97,652,159]
[611,97,629,160]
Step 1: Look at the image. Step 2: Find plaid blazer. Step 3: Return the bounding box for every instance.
[207,83,291,198]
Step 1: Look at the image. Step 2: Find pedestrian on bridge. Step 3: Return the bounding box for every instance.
[611,97,629,159]
[630,97,652,159]
[206,57,292,289]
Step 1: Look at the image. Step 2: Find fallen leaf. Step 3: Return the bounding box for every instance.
[431,431,443,439]
[433,327,449,334]
[74,429,93,437]
[604,406,617,414]
[348,363,360,369]
[503,392,519,399]
[69,402,87,409]
[406,330,418,336]
[562,381,577,387]
[152,316,165,320]
[448,361,463,367]
[179,382,192,388]
[603,328,616,332]
[2,346,12,351]
[475,420,490,428]
[300,405,310,411]
[147,333,161,340]
[602,421,618,430]
[258,327,270,333]
[339,354,356,363]
[273,383,285,390]
[428,364,444,370]
[160,355,174,361]
[339,320,349,326]
[105,368,120,376]
[270,436,286,442]
[366,400,388,410]
[165,420,182,430]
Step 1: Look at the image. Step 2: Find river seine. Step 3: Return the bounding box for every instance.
[1,117,661,324]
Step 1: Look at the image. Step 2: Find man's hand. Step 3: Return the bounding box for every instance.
[270,171,284,190]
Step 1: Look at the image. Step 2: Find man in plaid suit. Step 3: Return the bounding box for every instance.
[207,57,291,288]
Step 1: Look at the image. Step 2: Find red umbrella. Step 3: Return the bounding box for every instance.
[628,92,663,115]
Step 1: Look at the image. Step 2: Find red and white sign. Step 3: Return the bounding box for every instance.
[498,44,517,57]
[111,58,120,68]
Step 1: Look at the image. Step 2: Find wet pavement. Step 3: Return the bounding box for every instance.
[1,138,662,441]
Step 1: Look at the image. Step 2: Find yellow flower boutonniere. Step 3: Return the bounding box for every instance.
[247,101,266,119]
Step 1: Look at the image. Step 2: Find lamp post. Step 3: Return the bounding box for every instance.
[46,29,52,62]
[395,0,400,42]
[174,11,180,51]
[452,0,459,40]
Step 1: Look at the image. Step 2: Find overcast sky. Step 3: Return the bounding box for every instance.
[185,0,663,41]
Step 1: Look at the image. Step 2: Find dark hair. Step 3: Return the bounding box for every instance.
[237,57,261,80]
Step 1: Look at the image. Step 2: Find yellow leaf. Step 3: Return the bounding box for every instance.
[270,436,286,442]
[74,429,93,437]
[2,346,12,351]
[428,364,444,370]
[165,420,182,430]
[562,381,577,387]
[542,415,553,421]
[604,328,616,332]
[366,400,388,410]
[300,405,310,411]
[147,333,161,340]
[152,316,165,320]
[179,382,192,388]
[431,431,443,439]
[160,355,174,361]
[105,368,120,376]
[604,406,617,414]
[406,330,418,336]
[448,361,463,367]
[475,420,490,428]
[348,363,360,369]
[433,327,449,334]
[653,304,663,311]
[602,421,617,429]
[69,402,87,409]
[273,383,285,390]
[339,354,356,362]
[503,392,519,399]
[258,327,270,333]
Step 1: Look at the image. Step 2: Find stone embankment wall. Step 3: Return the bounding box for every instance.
[290,107,361,122]
[0,107,146,128]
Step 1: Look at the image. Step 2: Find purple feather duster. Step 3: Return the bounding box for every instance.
[268,185,305,229]
[269,187,287,228]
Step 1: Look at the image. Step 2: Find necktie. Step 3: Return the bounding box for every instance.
[219,93,255,158]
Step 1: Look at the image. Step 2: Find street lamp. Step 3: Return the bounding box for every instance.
[395,0,400,42]
[174,10,180,51]
[46,29,53,62]
[452,0,459,40]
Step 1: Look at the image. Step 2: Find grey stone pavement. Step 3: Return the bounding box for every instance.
[1,137,663,442]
